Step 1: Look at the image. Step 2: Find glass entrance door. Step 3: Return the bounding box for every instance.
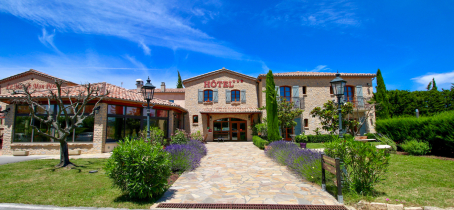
[213,118,247,141]
[231,122,247,141]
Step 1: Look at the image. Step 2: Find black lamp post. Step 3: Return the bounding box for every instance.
[141,77,156,141]
[330,72,347,138]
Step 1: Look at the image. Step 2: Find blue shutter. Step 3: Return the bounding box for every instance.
[241,89,246,103]
[276,86,280,101]
[226,89,231,103]
[356,85,363,107]
[292,86,300,108]
[294,118,302,135]
[213,89,218,103]
[198,89,203,103]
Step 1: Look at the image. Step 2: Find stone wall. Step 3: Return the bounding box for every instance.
[259,76,376,135]
[154,92,185,108]
[184,72,258,141]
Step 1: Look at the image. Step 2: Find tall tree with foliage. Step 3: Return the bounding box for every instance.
[374,68,390,119]
[277,99,303,135]
[432,78,438,91]
[265,70,281,141]
[176,70,184,88]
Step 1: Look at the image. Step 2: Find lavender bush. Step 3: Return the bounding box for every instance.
[265,141,322,182]
[165,140,207,172]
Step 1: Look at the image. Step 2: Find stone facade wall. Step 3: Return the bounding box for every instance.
[259,76,376,135]
[154,92,185,108]
[184,72,258,141]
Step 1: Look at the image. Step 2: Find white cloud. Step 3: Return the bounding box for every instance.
[310,65,331,72]
[38,28,60,53]
[411,70,454,90]
[0,0,242,59]
[138,41,151,55]
[124,55,148,70]
[263,0,360,28]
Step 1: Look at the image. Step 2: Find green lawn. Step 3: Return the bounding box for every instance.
[306,143,325,149]
[334,154,454,207]
[0,158,155,209]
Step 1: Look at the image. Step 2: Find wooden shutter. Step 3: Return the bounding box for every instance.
[213,89,218,103]
[294,118,302,135]
[241,89,246,103]
[275,86,280,101]
[198,89,203,103]
[226,89,231,103]
[292,86,300,108]
[356,86,363,107]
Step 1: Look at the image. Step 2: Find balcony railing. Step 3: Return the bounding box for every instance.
[344,96,373,110]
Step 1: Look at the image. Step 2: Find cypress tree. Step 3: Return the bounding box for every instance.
[432,78,438,91]
[265,70,281,141]
[375,68,390,119]
[176,70,183,88]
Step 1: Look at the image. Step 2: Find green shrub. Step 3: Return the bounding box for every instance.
[139,127,166,145]
[376,111,454,155]
[105,137,171,199]
[306,134,336,143]
[190,130,203,142]
[400,139,431,155]
[170,129,190,144]
[295,134,308,143]
[324,136,390,194]
[365,133,376,139]
[374,134,397,151]
[255,123,267,137]
[253,135,269,150]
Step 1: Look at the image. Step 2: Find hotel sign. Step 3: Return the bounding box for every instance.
[204,79,243,88]
[6,83,57,90]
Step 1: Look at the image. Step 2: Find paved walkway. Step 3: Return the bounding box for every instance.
[0,153,111,165]
[158,142,338,205]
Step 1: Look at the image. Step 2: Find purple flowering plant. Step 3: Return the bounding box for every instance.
[165,140,207,172]
[265,141,322,182]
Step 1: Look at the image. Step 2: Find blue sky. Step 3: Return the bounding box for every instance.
[0,0,453,91]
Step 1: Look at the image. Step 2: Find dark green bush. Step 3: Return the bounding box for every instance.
[376,111,454,155]
[400,139,431,155]
[365,133,376,139]
[324,136,390,194]
[295,134,308,143]
[306,134,336,143]
[253,135,269,150]
[105,137,171,199]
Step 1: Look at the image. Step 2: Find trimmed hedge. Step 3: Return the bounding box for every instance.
[253,135,269,150]
[305,134,337,143]
[376,111,454,155]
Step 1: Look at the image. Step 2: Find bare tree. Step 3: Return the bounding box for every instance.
[344,97,376,136]
[11,80,109,167]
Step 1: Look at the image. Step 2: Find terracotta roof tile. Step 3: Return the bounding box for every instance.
[200,107,262,114]
[154,88,185,93]
[257,72,376,78]
[0,69,77,85]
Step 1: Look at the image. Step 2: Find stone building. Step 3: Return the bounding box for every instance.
[0,68,376,155]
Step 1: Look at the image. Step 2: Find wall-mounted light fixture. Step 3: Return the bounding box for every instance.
[209,116,212,121]
[366,83,370,86]
[0,107,11,116]
[93,106,101,114]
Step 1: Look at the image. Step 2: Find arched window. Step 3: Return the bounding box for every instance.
[280,86,291,102]
[204,90,213,102]
[231,90,240,102]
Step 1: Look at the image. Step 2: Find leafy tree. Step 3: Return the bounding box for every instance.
[12,80,109,167]
[176,70,184,88]
[265,70,281,141]
[277,99,303,135]
[374,68,390,119]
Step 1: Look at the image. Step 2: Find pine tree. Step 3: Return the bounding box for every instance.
[426,81,432,91]
[432,78,438,91]
[176,70,184,88]
[374,68,390,119]
[265,70,281,141]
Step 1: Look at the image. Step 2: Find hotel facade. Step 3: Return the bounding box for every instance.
[0,68,376,155]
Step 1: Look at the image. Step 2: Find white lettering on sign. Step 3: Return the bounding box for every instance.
[204,79,242,88]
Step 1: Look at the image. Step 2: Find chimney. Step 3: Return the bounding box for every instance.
[161,82,166,92]
[136,79,143,93]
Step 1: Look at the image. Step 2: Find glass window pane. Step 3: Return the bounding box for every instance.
[74,116,94,142]
[214,122,221,131]
[240,132,246,141]
[14,116,32,142]
[84,105,95,114]
[107,117,124,141]
[232,123,238,131]
[232,132,238,140]
[157,119,168,138]
[142,108,156,117]
[231,118,243,121]
[222,122,229,131]
[142,119,157,131]
[157,110,168,118]
[16,105,30,114]
[36,105,54,115]
[126,107,141,116]
[240,123,246,131]
[33,117,53,142]
[125,118,141,139]
[215,118,229,121]
[108,105,123,115]
[58,105,76,115]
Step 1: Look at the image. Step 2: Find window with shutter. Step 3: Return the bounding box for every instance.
[231,90,240,102]
[280,86,291,102]
[204,90,213,102]
[213,89,218,102]
[198,89,203,103]
[241,90,246,103]
[226,89,231,103]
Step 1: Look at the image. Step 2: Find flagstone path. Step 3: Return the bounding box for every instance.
[158,142,338,205]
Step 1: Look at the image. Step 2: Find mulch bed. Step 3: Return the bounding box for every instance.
[167,173,180,186]
[396,151,454,161]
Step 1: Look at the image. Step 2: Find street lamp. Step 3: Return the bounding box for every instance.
[141,77,156,141]
[330,72,347,138]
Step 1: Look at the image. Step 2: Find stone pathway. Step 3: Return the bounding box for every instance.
[158,142,338,205]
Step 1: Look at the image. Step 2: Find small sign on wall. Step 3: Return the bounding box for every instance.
[208,129,212,133]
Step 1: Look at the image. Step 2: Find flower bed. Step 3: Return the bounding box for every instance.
[265,140,322,182]
[165,140,207,173]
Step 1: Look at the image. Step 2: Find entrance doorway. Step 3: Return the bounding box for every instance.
[283,127,293,141]
[213,118,247,141]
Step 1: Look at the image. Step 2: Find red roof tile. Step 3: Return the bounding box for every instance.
[0,69,77,85]
[200,107,262,114]
[154,88,185,93]
[257,72,376,78]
